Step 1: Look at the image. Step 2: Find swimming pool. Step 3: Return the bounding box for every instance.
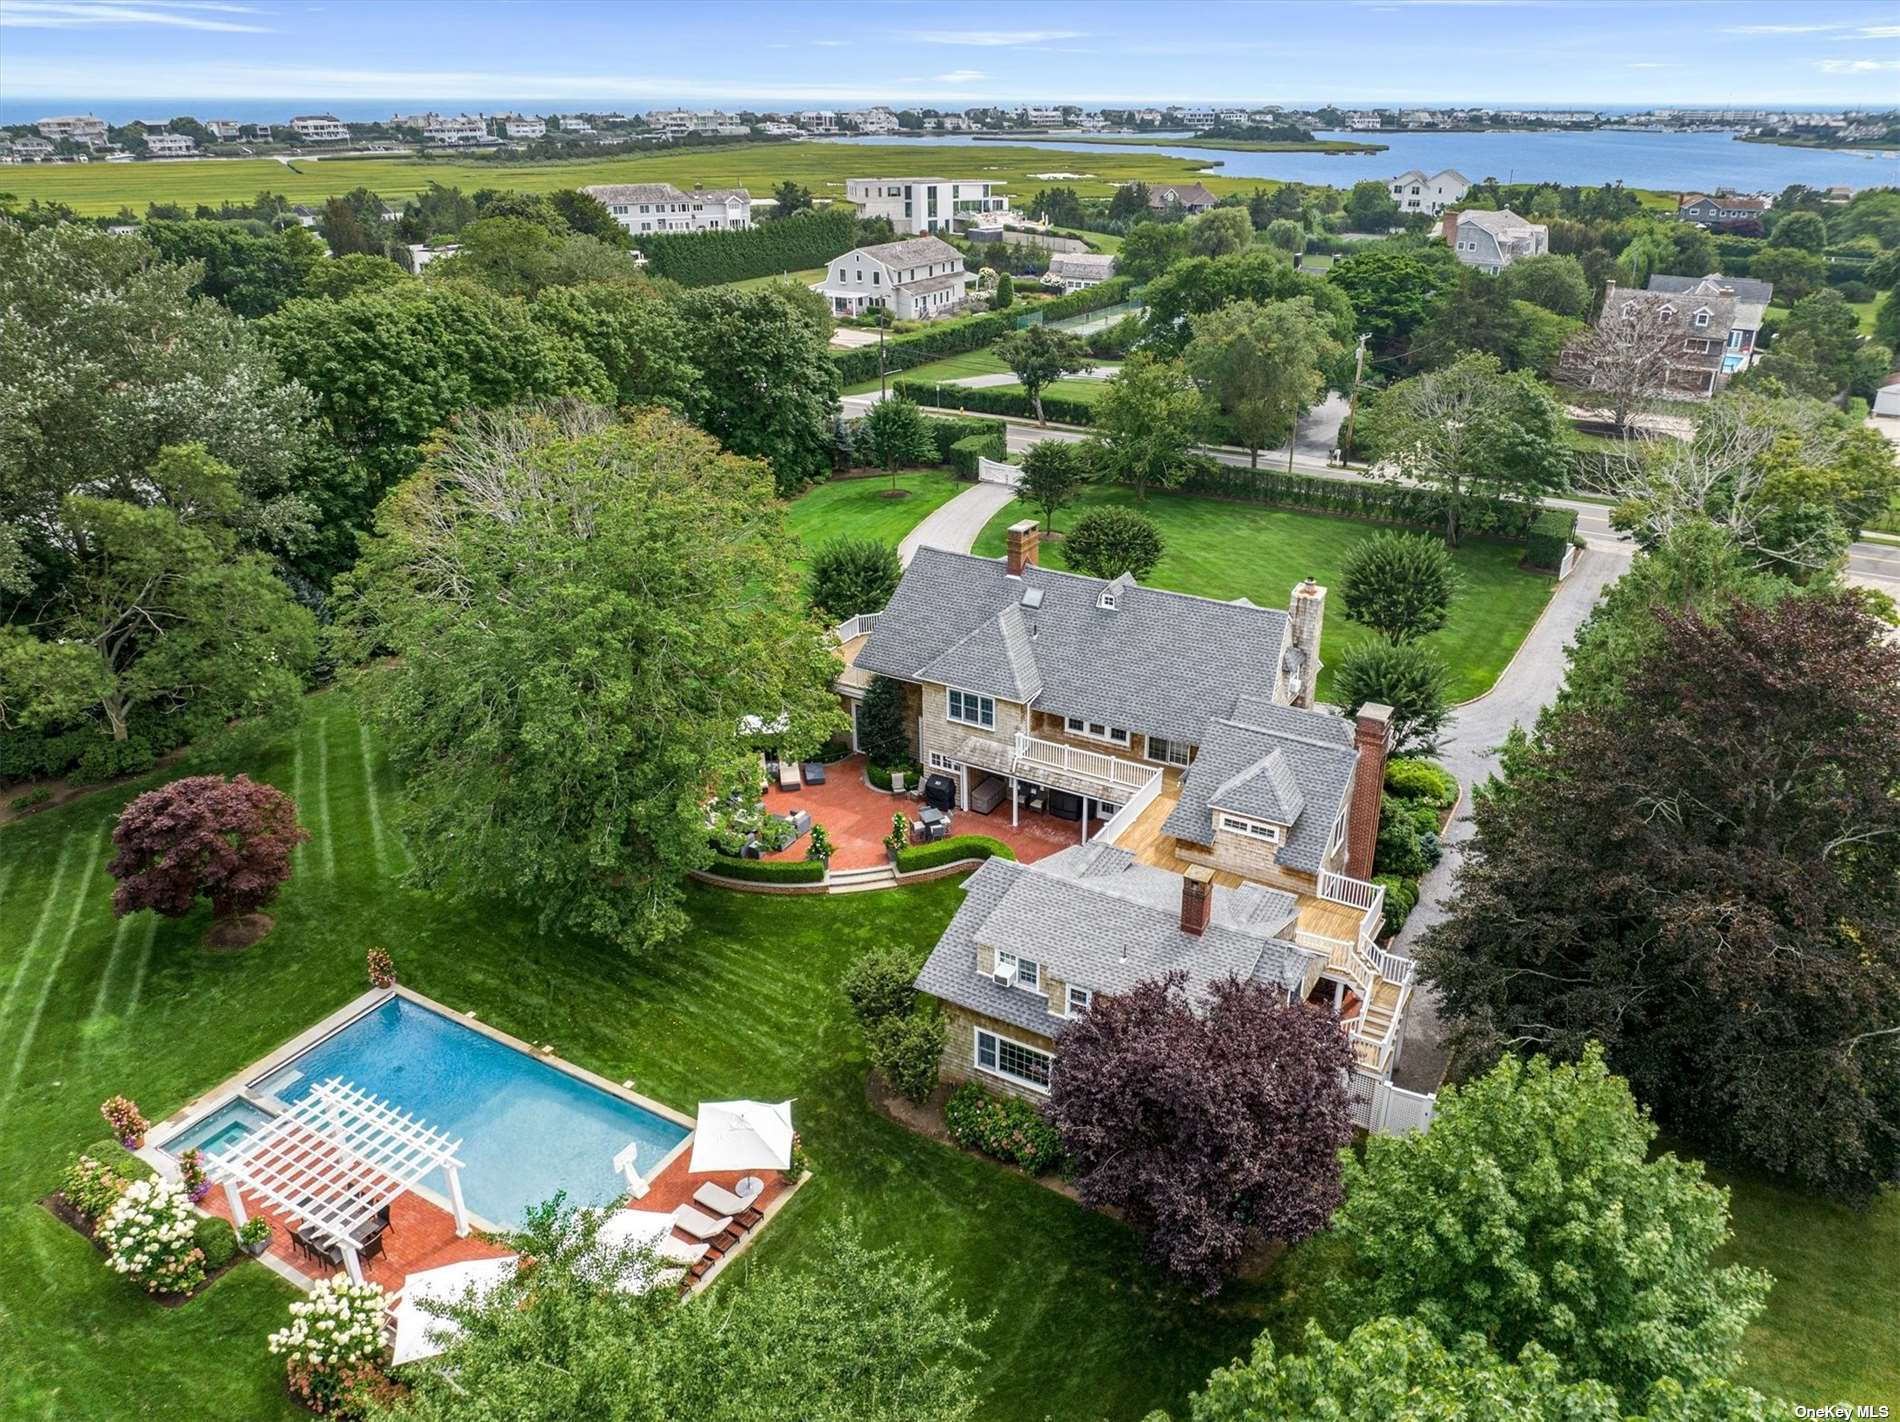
[244,996,689,1226]
[161,1096,275,1158]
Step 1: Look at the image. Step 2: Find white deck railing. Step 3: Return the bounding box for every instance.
[1091,764,1166,847]
[1013,732,1156,792]
[1346,1068,1436,1134]
[830,612,880,642]
[1318,869,1380,912]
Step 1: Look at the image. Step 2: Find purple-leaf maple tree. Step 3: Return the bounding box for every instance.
[110,774,308,922]
[1046,970,1355,1295]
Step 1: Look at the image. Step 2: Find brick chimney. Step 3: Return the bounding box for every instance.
[1286,578,1325,710]
[1345,704,1393,880]
[1006,520,1039,577]
[1180,864,1214,936]
[1440,210,1457,248]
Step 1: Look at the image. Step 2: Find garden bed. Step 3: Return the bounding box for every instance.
[39,1192,252,1307]
[863,1077,1081,1203]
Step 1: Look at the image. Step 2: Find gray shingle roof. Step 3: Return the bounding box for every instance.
[856,235,965,269]
[855,547,1291,745]
[1162,696,1358,874]
[1208,747,1305,825]
[914,847,1313,1036]
[1647,272,1773,306]
[582,182,749,205]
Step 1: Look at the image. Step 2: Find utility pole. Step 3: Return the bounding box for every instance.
[878,318,887,398]
[1341,332,1370,465]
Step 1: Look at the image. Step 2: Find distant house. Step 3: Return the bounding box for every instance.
[1645,273,1773,375]
[1566,281,1739,398]
[1676,192,1770,224]
[854,107,901,134]
[404,242,461,273]
[1825,185,1854,203]
[582,182,752,235]
[497,115,546,139]
[289,115,351,143]
[422,115,487,145]
[845,176,1009,235]
[1046,251,1117,292]
[812,235,973,319]
[36,114,108,146]
[557,115,595,133]
[1387,167,1470,217]
[10,137,56,160]
[1442,207,1548,273]
[205,119,243,142]
[1147,182,1218,214]
[142,132,197,157]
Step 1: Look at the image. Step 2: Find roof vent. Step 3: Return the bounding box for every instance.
[1021,587,1045,609]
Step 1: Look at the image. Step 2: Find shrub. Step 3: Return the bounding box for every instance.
[194,1215,238,1270]
[1334,640,1452,756]
[842,944,921,1026]
[1064,505,1166,580]
[704,855,826,885]
[99,1095,149,1147]
[806,535,902,620]
[949,432,1002,479]
[238,1216,273,1250]
[1087,312,1143,360]
[1375,794,1435,879]
[920,412,1007,464]
[894,835,1017,873]
[1384,757,1457,809]
[638,206,856,286]
[943,1082,1067,1175]
[178,1146,211,1202]
[855,674,913,769]
[866,759,922,792]
[97,1178,207,1295]
[895,379,1098,427]
[1339,531,1458,643]
[62,1152,132,1219]
[8,786,52,812]
[1373,873,1419,936]
[867,1009,946,1104]
[268,1276,390,1415]
[1524,507,1578,572]
[806,824,834,862]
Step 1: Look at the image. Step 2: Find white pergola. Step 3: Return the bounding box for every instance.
[207,1078,467,1284]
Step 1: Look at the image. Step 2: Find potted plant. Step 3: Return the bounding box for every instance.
[366,947,396,989]
[100,1095,148,1150]
[883,813,908,864]
[806,824,834,865]
[238,1216,273,1257]
[179,1146,212,1203]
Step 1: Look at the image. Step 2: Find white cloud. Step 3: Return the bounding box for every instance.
[936,69,985,83]
[1722,20,1900,36]
[902,28,1085,46]
[0,0,269,30]
[1859,25,1900,38]
[1628,61,1680,69]
[1819,57,1900,72]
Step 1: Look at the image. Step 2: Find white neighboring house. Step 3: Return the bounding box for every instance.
[648,109,694,137]
[854,107,901,134]
[205,119,243,142]
[404,242,460,273]
[581,182,752,234]
[1047,251,1117,292]
[422,115,488,145]
[813,235,973,319]
[37,114,108,146]
[143,132,197,157]
[1387,167,1470,216]
[557,115,595,133]
[10,137,56,159]
[290,115,351,143]
[846,177,1010,235]
[498,115,546,139]
[1442,208,1548,274]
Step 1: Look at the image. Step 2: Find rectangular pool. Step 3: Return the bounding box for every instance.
[248,997,689,1226]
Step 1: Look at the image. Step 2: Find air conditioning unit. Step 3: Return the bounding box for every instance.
[992,970,1014,987]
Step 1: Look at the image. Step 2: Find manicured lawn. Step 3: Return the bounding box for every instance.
[782,469,967,565]
[0,692,1284,1421]
[989,376,1115,406]
[727,264,827,290]
[973,487,1556,703]
[841,347,1012,396]
[1844,298,1880,336]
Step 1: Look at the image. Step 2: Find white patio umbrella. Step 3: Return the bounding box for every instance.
[688,1099,795,1174]
[390,1254,518,1366]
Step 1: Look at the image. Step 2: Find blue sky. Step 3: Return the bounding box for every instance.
[1,0,1896,111]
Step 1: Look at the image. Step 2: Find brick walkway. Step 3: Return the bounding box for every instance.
[762,755,1089,870]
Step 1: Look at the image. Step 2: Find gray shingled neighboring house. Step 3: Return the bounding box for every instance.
[1441,207,1548,273]
[1147,182,1218,214]
[1568,280,1740,398]
[1646,273,1773,375]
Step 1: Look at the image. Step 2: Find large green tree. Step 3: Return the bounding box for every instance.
[1332,1048,1770,1405]
[1325,241,1459,358]
[1344,178,1400,232]
[1145,1317,1780,1422]
[1117,220,1190,282]
[1358,351,1569,546]
[1089,352,1206,499]
[528,280,701,410]
[1145,248,1354,356]
[994,324,1090,426]
[675,285,840,496]
[1419,592,1900,1202]
[0,219,317,598]
[140,219,326,317]
[1186,205,1253,258]
[1185,296,1342,467]
[337,403,844,951]
[1338,530,1457,642]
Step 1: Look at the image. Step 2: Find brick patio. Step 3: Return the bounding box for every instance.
[762,754,1095,869]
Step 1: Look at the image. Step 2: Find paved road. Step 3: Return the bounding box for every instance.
[898,481,1018,564]
[1386,545,1632,1093]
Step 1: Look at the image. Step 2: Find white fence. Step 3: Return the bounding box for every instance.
[1558,543,1579,581]
[1347,1070,1436,1135]
[977,456,1021,488]
[1091,764,1166,847]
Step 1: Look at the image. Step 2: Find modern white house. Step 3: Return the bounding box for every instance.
[581,182,752,235]
[557,115,595,133]
[1387,168,1470,216]
[7,137,56,159]
[143,132,197,157]
[846,177,1010,235]
[36,114,108,146]
[853,107,901,133]
[812,235,973,319]
[289,115,351,143]
[422,115,488,145]
[1442,208,1549,273]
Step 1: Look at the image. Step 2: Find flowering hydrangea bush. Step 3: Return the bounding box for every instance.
[943,1083,1066,1175]
[178,1146,212,1202]
[61,1152,131,1219]
[96,1177,207,1295]
[366,947,395,989]
[268,1276,389,1414]
[100,1094,148,1148]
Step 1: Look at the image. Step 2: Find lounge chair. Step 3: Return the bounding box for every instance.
[672,1204,740,1245]
[694,1182,764,1228]
[658,1235,709,1267]
[777,761,802,792]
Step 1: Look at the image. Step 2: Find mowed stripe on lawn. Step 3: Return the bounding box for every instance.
[5,827,108,1095]
[0,834,76,1030]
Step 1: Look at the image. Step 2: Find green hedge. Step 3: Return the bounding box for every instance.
[895,835,1017,873]
[1524,508,1578,571]
[638,207,856,287]
[704,854,827,884]
[830,277,1135,385]
[1179,464,1554,542]
[867,761,922,791]
[921,412,1007,464]
[949,432,1003,478]
[895,379,1098,427]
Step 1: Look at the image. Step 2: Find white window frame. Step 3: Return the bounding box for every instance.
[928,751,963,773]
[1328,809,1347,858]
[995,950,1041,992]
[1063,716,1129,747]
[947,688,996,730]
[973,1026,1053,1093]
[1146,736,1194,767]
[1693,308,1711,328]
[1219,814,1282,844]
[1066,985,1092,1017]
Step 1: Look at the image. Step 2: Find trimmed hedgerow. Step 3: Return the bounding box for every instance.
[637,206,856,286]
[949,432,1004,478]
[895,835,1017,874]
[895,380,1097,426]
[944,1082,1066,1175]
[921,412,1007,463]
[1179,463,1557,544]
[830,278,1135,385]
[704,854,827,884]
[193,1215,239,1270]
[1524,507,1579,572]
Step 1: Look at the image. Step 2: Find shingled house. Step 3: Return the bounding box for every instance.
[1645,273,1773,376]
[834,522,1416,1079]
[1566,280,1740,398]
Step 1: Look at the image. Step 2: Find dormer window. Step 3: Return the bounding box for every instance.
[1621,300,1637,318]
[1658,303,1676,319]
[1066,986,1093,1017]
[994,951,1041,992]
[1219,814,1282,844]
[1693,308,1711,328]
[1098,587,1117,611]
